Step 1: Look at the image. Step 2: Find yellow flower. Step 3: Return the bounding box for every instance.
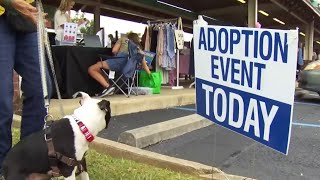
[0,0,34,16]
[0,6,4,16]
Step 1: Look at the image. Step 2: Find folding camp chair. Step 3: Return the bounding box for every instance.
[99,41,155,97]
[99,57,135,98]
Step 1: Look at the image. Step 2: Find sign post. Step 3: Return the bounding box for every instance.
[194,25,298,155]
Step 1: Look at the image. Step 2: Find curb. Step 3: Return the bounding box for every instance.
[48,91,195,118]
[108,93,195,116]
[12,115,253,180]
[118,114,213,148]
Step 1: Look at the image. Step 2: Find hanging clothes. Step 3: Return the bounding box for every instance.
[156,25,164,66]
[147,20,180,85]
[144,26,151,51]
[141,27,148,50]
[150,27,158,53]
[160,24,176,71]
[168,17,183,86]
[166,24,175,59]
[150,27,158,72]
[156,25,168,84]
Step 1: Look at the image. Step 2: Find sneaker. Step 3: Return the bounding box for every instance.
[96,87,115,97]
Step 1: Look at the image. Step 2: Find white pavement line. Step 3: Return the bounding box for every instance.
[118,114,213,148]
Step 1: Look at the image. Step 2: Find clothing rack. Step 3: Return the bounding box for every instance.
[147,17,184,90]
[147,18,178,25]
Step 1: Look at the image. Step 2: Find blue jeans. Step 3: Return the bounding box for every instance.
[0,17,51,171]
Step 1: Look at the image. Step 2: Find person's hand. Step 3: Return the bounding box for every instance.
[78,19,84,24]
[138,48,145,55]
[78,18,88,25]
[10,0,38,24]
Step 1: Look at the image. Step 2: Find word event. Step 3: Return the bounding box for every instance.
[194,25,298,154]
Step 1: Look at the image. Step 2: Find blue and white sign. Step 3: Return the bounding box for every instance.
[194,25,298,155]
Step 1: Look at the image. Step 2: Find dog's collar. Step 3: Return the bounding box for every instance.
[72,115,94,142]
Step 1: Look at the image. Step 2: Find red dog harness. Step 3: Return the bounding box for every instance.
[72,115,95,142]
[45,116,94,177]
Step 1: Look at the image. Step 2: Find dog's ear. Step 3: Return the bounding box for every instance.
[73,91,82,98]
[98,100,110,111]
[72,92,91,105]
[72,91,90,99]
[72,91,83,98]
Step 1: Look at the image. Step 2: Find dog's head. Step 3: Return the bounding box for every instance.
[72,92,111,132]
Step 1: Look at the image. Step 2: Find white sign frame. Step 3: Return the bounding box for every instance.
[194,25,298,155]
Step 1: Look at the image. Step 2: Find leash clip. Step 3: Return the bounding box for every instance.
[44,114,54,127]
[44,114,54,122]
[44,114,54,141]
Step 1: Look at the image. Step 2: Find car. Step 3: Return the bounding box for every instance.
[298,61,320,95]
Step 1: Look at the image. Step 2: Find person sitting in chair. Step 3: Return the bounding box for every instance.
[88,32,151,97]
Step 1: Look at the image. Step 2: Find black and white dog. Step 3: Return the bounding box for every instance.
[2,92,111,180]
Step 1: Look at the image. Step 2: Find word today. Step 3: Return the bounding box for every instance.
[202,84,278,141]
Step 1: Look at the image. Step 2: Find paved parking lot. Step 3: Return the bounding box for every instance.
[98,89,320,179]
[145,91,320,179]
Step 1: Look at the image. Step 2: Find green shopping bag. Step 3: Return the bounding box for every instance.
[139,71,162,94]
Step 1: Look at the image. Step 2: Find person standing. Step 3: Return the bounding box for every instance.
[297,42,304,71]
[54,0,75,45]
[312,50,318,61]
[0,0,51,177]
[107,34,116,48]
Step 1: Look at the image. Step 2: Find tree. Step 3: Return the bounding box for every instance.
[72,12,95,35]
[43,5,56,28]
[43,5,56,23]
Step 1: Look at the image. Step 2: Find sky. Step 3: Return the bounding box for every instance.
[71,11,193,43]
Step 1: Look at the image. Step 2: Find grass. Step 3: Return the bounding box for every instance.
[11,129,199,180]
